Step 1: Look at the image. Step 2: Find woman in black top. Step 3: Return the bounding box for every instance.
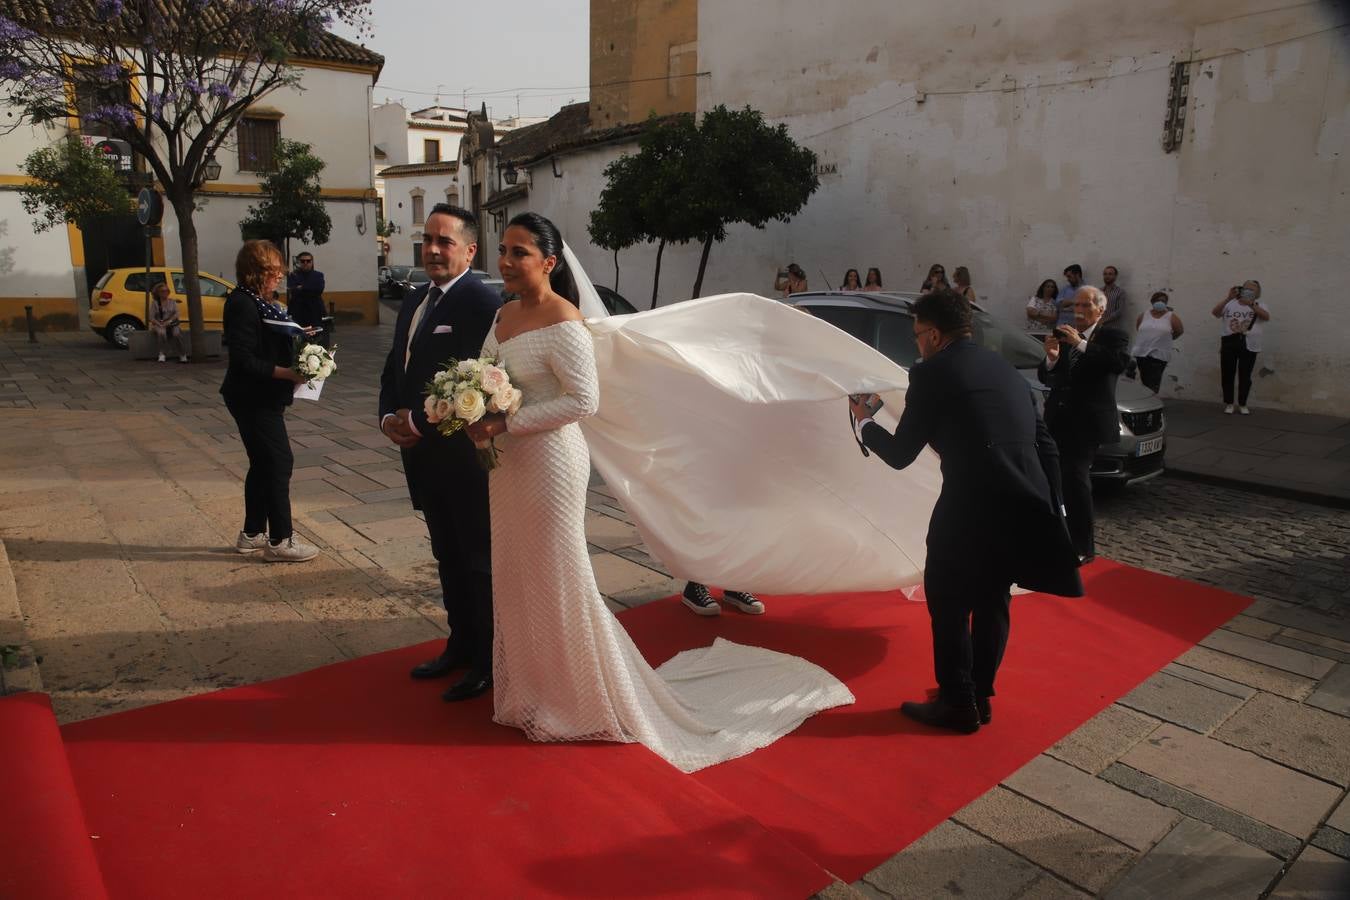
[220,239,319,562]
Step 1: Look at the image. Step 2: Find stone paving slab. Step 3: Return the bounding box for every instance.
[1328,794,1350,834]
[1118,671,1246,733]
[1212,692,1350,787]
[1270,845,1350,898]
[1307,664,1350,717]
[954,787,1136,893]
[1003,754,1180,851]
[1200,629,1338,679]
[1102,817,1282,900]
[1045,703,1161,775]
[1161,662,1257,700]
[859,819,1045,900]
[1120,724,1341,837]
[1175,646,1317,701]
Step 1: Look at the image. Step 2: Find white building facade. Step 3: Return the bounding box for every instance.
[1,38,385,329]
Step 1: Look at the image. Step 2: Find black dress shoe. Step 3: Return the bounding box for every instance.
[1078,554,1097,567]
[409,650,466,680]
[441,672,493,702]
[900,698,980,734]
[977,697,992,725]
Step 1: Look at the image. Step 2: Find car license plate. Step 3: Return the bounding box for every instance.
[1136,436,1164,456]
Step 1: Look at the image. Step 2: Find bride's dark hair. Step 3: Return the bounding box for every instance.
[507,211,580,307]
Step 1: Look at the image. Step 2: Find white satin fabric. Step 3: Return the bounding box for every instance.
[579,292,943,595]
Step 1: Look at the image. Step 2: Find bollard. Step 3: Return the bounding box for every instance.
[24,305,38,343]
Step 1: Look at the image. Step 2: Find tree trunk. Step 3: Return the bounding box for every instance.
[170,192,208,362]
[612,248,620,292]
[691,235,715,299]
[650,238,666,308]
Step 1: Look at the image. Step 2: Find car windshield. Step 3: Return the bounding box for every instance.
[970,306,1046,369]
[386,266,411,281]
[406,268,428,283]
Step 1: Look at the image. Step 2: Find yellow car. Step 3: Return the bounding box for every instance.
[89,267,235,348]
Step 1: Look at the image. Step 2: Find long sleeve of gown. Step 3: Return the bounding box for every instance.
[505,322,600,435]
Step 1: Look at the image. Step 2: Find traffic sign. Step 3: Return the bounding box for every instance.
[136,188,163,226]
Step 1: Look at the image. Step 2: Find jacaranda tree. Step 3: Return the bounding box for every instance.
[0,0,374,359]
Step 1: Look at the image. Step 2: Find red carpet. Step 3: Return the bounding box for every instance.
[5,559,1249,898]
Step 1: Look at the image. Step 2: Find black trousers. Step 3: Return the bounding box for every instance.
[924,559,1013,705]
[1051,426,1098,558]
[1219,335,1257,406]
[418,485,494,677]
[1134,356,1167,393]
[227,402,294,540]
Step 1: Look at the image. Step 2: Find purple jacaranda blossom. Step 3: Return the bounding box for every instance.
[0,59,25,80]
[146,90,176,116]
[89,104,135,128]
[207,82,232,101]
[94,0,124,21]
[0,16,36,42]
[92,62,123,82]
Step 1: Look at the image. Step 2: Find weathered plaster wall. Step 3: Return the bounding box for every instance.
[682,0,1350,413]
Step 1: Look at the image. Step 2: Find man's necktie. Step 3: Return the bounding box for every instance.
[413,286,444,346]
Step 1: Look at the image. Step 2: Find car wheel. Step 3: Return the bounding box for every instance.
[107,316,143,349]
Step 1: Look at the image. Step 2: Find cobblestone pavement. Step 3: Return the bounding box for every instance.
[2,328,1348,898]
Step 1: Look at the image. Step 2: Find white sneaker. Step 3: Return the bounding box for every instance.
[235,531,269,553]
[1223,404,1235,414]
[157,353,166,363]
[263,536,319,562]
[1238,406,1250,415]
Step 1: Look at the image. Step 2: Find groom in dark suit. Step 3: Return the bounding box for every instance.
[379,204,503,702]
[1037,285,1130,563]
[850,289,1082,733]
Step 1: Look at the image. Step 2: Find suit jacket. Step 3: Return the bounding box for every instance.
[379,273,503,504]
[861,338,1082,597]
[286,269,327,328]
[220,288,297,409]
[1037,323,1129,444]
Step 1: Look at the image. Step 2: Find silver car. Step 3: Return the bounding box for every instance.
[791,291,1165,484]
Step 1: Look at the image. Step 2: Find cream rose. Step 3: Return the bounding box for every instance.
[506,387,523,415]
[454,388,486,424]
[434,397,454,421]
[423,395,439,421]
[480,365,508,394]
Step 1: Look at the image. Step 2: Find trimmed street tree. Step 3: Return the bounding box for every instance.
[0,0,373,359]
[589,107,818,304]
[682,105,818,299]
[239,138,331,262]
[18,138,135,231]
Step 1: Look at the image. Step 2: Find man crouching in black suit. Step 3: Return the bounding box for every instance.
[1038,285,1130,565]
[849,289,1082,734]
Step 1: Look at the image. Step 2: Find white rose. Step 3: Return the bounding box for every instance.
[507,387,523,415]
[454,388,486,424]
[489,388,512,413]
[423,395,439,421]
[480,365,508,394]
[433,370,452,386]
[456,359,482,377]
[434,397,454,421]
[319,361,335,379]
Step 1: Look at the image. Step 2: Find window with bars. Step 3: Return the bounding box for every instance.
[238,117,280,172]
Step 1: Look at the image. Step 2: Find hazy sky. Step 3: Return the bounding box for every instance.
[332,0,591,119]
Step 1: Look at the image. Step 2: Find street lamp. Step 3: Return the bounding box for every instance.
[501,160,518,185]
[203,154,222,181]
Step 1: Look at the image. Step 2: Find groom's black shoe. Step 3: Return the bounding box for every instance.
[410,649,466,680]
[441,671,492,702]
[977,697,992,726]
[900,698,981,734]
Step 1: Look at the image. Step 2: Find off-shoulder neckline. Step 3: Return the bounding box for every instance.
[493,317,585,347]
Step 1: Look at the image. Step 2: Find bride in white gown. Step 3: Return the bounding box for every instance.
[466,213,854,773]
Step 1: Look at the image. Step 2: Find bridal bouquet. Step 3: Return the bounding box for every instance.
[294,342,337,381]
[424,356,521,470]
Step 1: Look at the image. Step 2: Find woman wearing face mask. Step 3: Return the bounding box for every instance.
[1130,292,1185,393]
[1210,280,1270,414]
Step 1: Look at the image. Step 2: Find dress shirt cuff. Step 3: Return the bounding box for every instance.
[855,416,875,441]
[1075,339,1088,353]
[380,412,422,438]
